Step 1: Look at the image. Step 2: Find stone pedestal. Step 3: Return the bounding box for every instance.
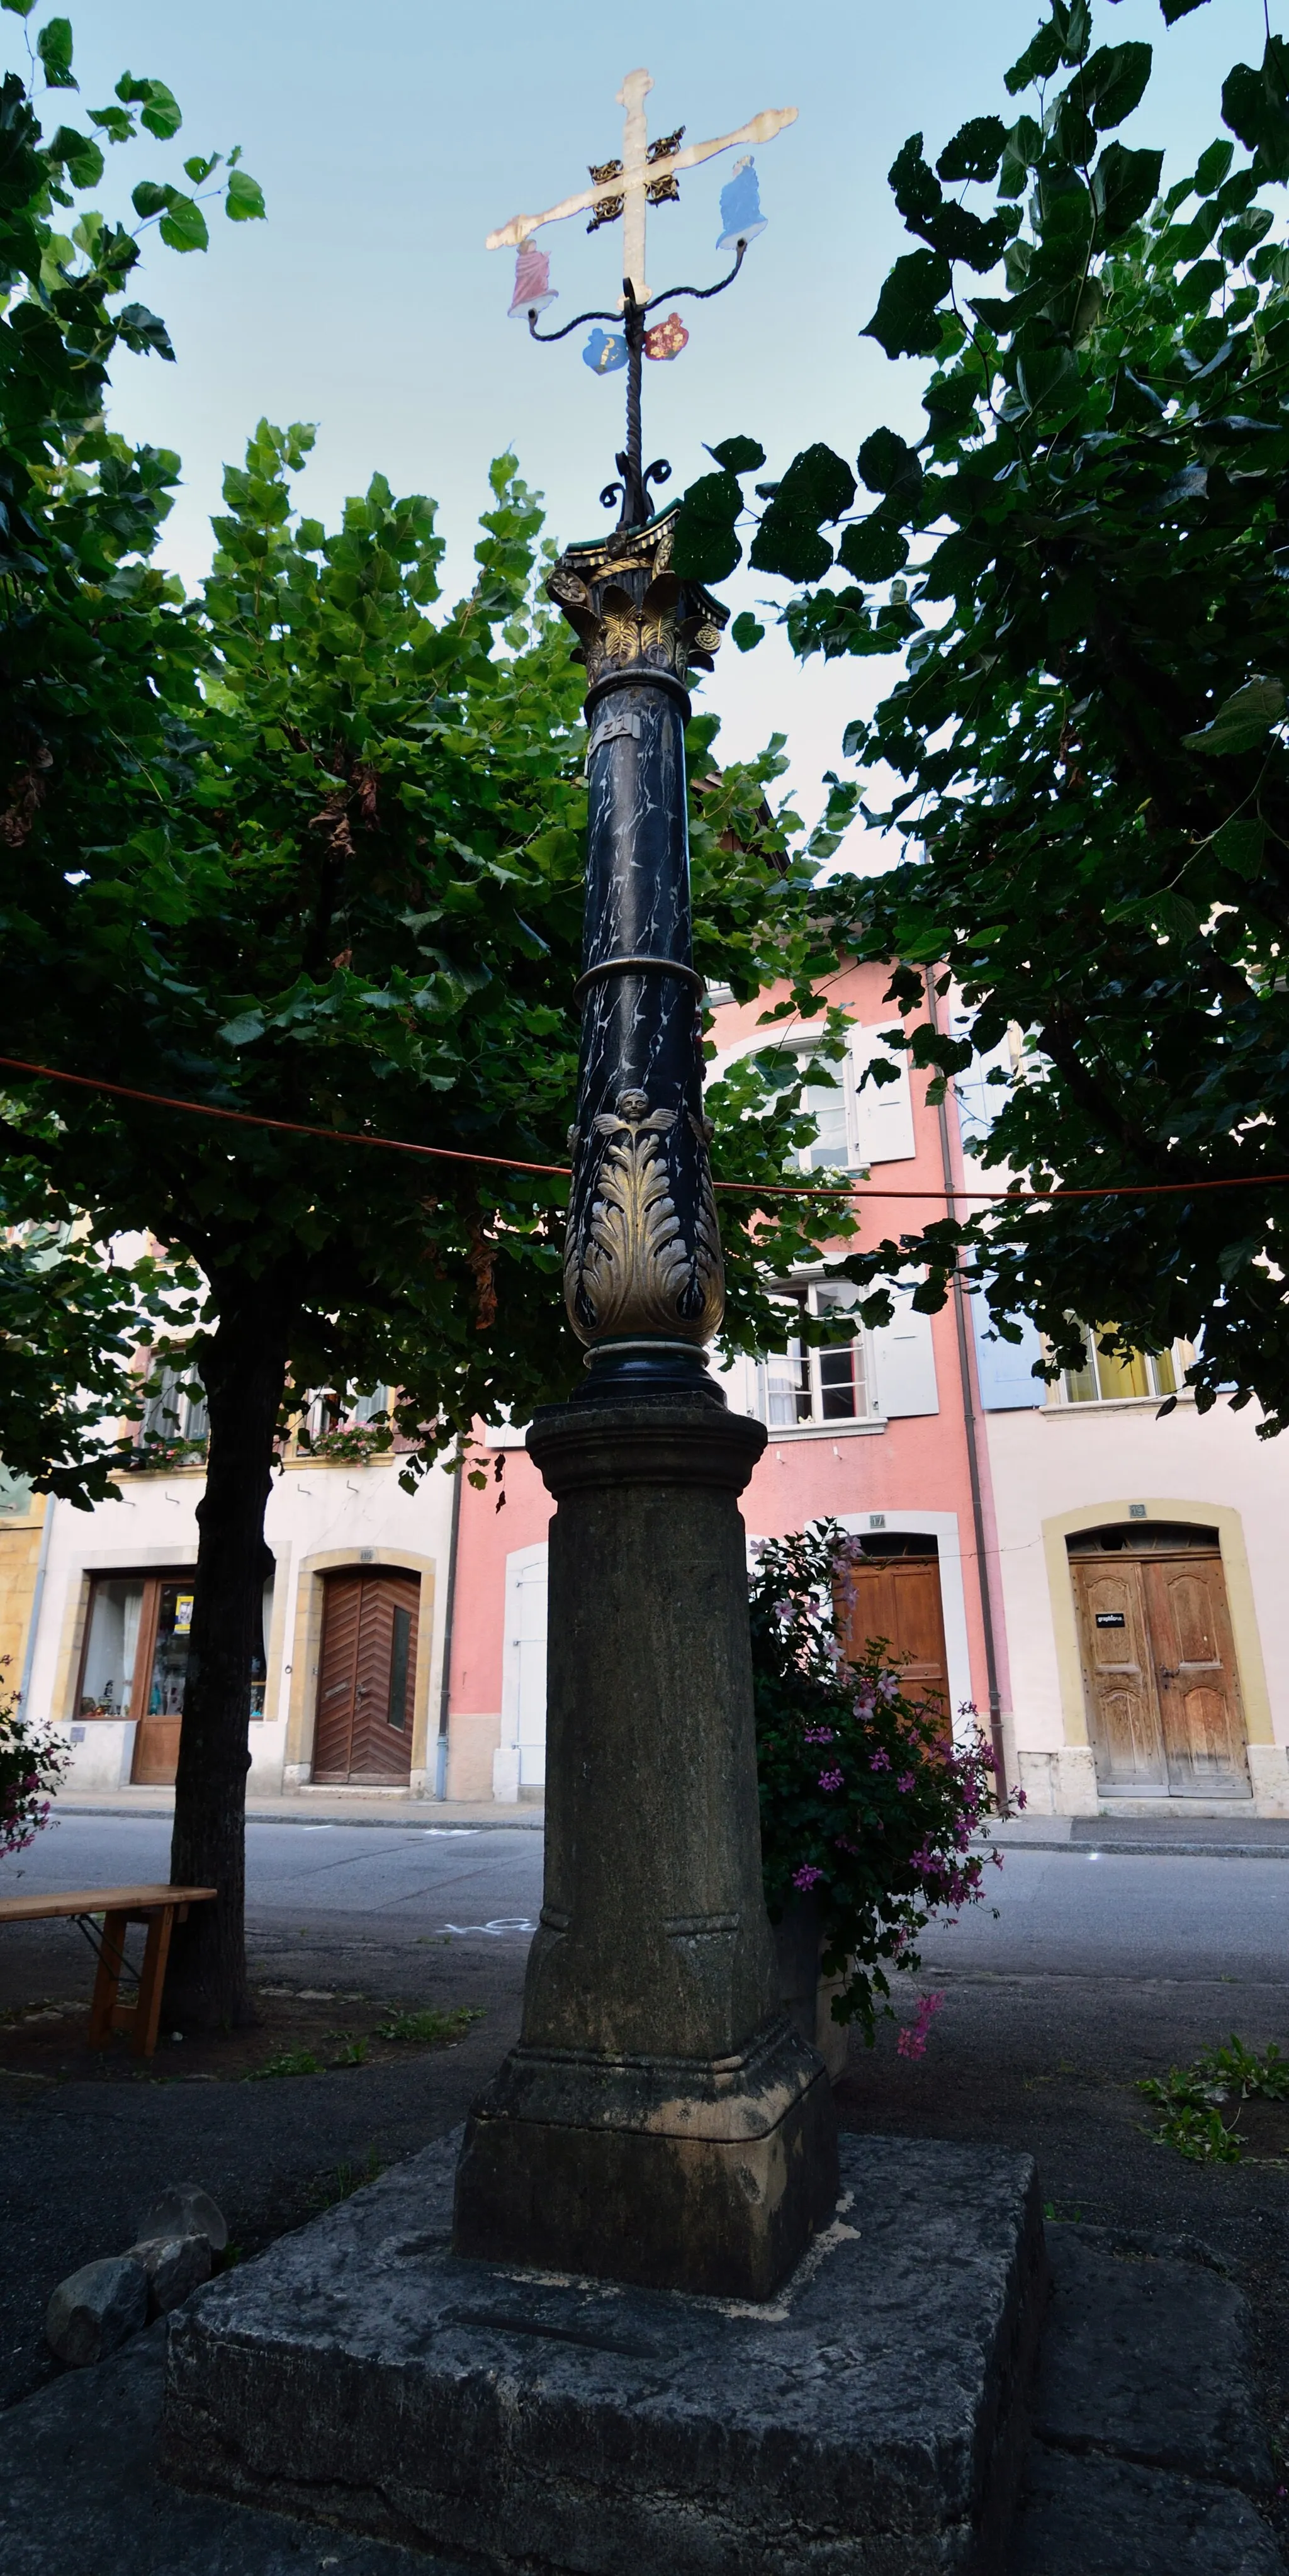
[453,1395,837,2300]
[162,2128,1047,2575]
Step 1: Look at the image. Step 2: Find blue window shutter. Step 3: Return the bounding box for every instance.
[971,1294,1044,1409]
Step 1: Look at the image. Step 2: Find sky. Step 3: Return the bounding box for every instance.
[2,0,1274,840]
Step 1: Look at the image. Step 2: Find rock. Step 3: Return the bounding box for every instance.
[45,2257,148,2368]
[133,2184,227,2254]
[128,2234,211,2317]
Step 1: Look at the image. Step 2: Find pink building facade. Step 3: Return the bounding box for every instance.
[444,961,1012,1805]
[24,965,1289,1818]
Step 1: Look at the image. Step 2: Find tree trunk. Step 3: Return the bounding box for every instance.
[164,1274,293,2030]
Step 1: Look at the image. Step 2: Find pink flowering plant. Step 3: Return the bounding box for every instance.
[750,1521,1000,2044]
[0,1662,69,1861]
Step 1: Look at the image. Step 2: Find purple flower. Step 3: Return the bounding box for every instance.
[869,1747,891,1772]
[792,1863,824,1892]
[896,1991,945,2061]
[818,1766,844,1793]
[802,1726,835,1745]
[896,1771,915,1795]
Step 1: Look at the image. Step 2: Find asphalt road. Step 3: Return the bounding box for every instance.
[0,1813,543,1948]
[4,1812,1286,1989]
[4,1814,1288,2468]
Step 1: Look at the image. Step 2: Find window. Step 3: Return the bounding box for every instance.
[138,1364,208,1454]
[756,1286,870,1427]
[793,1055,854,1173]
[351,1385,390,1426]
[1057,1329,1179,1406]
[76,1572,272,1721]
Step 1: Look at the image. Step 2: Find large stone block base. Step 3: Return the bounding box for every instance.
[162,2129,1046,2576]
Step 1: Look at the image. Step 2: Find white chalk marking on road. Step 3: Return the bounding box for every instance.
[442,1918,535,1937]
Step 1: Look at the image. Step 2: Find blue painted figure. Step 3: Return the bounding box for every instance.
[716,155,766,251]
[583,328,629,374]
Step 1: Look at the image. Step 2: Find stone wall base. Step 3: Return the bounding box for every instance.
[1017,1739,1289,1817]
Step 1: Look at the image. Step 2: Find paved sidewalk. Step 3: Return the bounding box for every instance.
[985,1811,1289,1858]
[52,1791,544,1831]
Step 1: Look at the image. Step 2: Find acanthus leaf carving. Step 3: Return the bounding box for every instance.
[565,1089,724,1346]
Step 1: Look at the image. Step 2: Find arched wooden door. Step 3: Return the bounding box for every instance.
[1069,1528,1248,1798]
[837,1540,950,1728]
[313,1568,419,1784]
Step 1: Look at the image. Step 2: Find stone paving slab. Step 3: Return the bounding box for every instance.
[163,2130,1045,2576]
[1034,2229,1273,2494]
[0,2324,446,2576]
[1010,2450,1282,2575]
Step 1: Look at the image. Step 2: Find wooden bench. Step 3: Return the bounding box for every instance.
[0,1884,217,2058]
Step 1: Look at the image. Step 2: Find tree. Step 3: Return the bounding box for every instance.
[0,19,878,2037]
[5,409,862,2026]
[1,8,264,1489]
[675,0,1289,1432]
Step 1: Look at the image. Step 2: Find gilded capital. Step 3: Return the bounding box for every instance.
[547,508,728,694]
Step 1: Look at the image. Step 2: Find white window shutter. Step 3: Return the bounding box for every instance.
[870,1283,940,1415]
[848,1024,915,1164]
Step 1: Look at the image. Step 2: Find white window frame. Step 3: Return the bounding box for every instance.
[754,1285,876,1432]
[500,1541,549,1794]
[789,1045,860,1174]
[848,1023,916,1164]
[1047,1329,1191,1410]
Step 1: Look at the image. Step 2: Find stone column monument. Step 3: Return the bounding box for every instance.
[451,511,838,2298]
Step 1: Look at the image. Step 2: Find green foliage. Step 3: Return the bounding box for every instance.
[246,2047,321,2079]
[304,2148,384,2210]
[1139,2034,1289,2160]
[749,442,855,583]
[750,1522,998,2041]
[376,2005,481,2044]
[0,30,266,1500]
[675,0,1289,1432]
[669,467,742,579]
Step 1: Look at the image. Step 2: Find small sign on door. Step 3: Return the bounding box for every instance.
[1095,1611,1126,1628]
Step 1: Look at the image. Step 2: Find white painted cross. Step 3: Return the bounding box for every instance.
[485,67,796,308]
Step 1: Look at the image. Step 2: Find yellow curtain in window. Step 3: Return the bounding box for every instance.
[1094,1341,1152,1400]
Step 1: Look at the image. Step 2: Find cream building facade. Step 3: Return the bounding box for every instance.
[16,1444,457,1799]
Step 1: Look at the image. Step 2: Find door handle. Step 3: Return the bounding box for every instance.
[1157,1667,1178,1685]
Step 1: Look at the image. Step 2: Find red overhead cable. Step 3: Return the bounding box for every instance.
[0,1051,1285,1206]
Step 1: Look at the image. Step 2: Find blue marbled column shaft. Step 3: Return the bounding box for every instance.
[583,681,692,971]
[565,666,714,1349]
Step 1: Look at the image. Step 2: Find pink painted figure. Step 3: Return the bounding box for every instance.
[643,310,689,361]
[509,240,556,319]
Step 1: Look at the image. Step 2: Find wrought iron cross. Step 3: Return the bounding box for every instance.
[486,69,796,528]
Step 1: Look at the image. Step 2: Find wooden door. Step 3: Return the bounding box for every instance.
[839,1556,950,1725]
[313,1571,419,1784]
[1071,1558,1166,1792]
[1071,1548,1249,1797]
[130,1579,194,1786]
[1144,1554,1248,1796]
